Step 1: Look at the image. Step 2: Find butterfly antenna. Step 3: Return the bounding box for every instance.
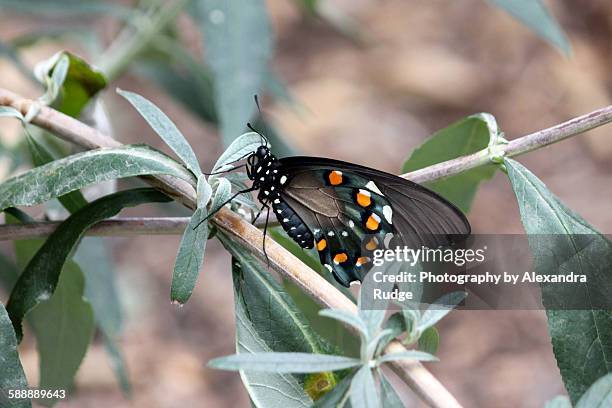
[251,94,270,147]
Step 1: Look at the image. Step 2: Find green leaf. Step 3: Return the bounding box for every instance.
[0,303,31,408]
[6,188,172,340]
[319,309,368,339]
[544,395,572,408]
[379,374,404,408]
[349,365,378,408]
[0,144,193,212]
[56,52,107,117]
[171,208,208,304]
[210,177,232,213]
[418,327,440,355]
[0,252,19,292]
[576,373,612,408]
[417,291,467,332]
[487,0,571,56]
[229,259,312,408]
[505,158,612,403]
[401,114,498,213]
[74,238,130,394]
[221,235,334,357]
[117,89,202,177]
[377,350,438,365]
[34,51,107,117]
[192,0,273,145]
[209,353,361,373]
[212,132,263,172]
[196,177,212,209]
[24,132,88,213]
[28,261,94,407]
[222,237,340,407]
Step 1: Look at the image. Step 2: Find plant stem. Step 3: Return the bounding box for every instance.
[95,0,190,82]
[2,88,612,408]
[0,217,189,241]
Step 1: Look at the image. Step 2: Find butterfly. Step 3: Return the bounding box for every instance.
[200,113,470,287]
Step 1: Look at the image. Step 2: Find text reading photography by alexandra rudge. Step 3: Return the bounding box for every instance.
[2,1,612,408]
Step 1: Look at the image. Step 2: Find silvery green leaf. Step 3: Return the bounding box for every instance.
[417,291,467,332]
[0,106,25,120]
[0,303,31,408]
[377,350,438,365]
[210,177,232,213]
[349,365,378,408]
[319,309,369,340]
[192,0,272,145]
[576,373,612,407]
[0,145,194,211]
[379,374,404,408]
[366,329,393,360]
[208,353,362,373]
[196,177,212,209]
[212,132,262,172]
[418,327,440,355]
[488,0,571,56]
[171,207,208,304]
[117,89,202,177]
[544,395,572,408]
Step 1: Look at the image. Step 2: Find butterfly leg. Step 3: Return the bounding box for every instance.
[192,186,258,230]
[262,204,272,267]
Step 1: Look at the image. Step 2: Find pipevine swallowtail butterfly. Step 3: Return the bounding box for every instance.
[200,111,470,288]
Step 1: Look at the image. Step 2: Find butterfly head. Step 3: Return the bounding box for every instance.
[245,144,277,183]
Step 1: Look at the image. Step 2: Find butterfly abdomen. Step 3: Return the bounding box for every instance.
[272,199,314,249]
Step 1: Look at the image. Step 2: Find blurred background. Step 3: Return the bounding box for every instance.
[0,0,611,407]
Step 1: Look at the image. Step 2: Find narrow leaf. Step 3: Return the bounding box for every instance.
[56,52,107,117]
[379,374,404,408]
[118,89,202,177]
[29,261,94,407]
[417,291,467,332]
[211,132,263,172]
[230,259,312,407]
[349,365,379,408]
[209,353,361,373]
[402,114,498,212]
[377,350,438,365]
[24,132,88,213]
[0,303,31,408]
[196,177,212,209]
[0,145,193,211]
[171,207,208,304]
[210,177,232,213]
[319,309,369,339]
[6,188,172,340]
[505,158,612,403]
[418,327,440,355]
[192,0,273,145]
[488,0,571,55]
[576,373,612,408]
[544,396,572,408]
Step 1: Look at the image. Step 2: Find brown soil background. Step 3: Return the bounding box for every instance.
[1,1,612,407]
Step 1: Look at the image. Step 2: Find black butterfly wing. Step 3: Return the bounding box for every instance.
[276,156,471,287]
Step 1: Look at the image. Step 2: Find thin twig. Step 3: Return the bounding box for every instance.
[2,88,611,408]
[0,217,189,241]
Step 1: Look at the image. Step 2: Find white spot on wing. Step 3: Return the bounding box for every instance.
[384,233,394,248]
[365,181,383,196]
[280,175,287,184]
[383,205,393,224]
[327,231,335,236]
[341,231,348,237]
[273,199,280,204]
[349,220,355,228]
[324,264,333,272]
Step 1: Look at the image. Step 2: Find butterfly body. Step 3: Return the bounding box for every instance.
[243,145,471,287]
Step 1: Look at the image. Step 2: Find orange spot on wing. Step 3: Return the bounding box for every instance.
[333,253,348,264]
[316,239,327,251]
[328,170,343,185]
[356,257,370,267]
[356,190,372,207]
[365,237,378,251]
[365,214,381,231]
